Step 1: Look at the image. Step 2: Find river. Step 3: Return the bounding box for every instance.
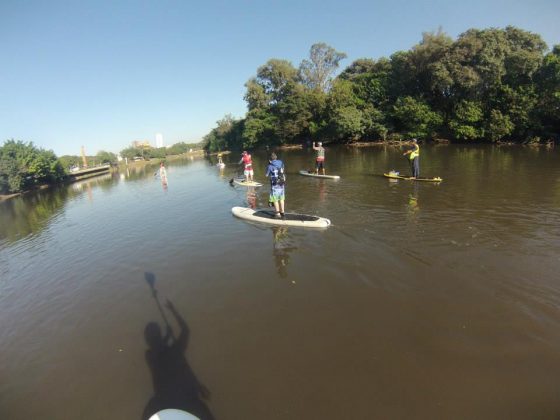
[1,145,560,419]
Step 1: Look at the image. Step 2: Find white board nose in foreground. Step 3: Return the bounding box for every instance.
[149,409,200,420]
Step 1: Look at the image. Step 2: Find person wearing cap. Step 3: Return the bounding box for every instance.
[403,138,420,178]
[265,152,286,218]
[312,141,326,175]
[238,150,254,182]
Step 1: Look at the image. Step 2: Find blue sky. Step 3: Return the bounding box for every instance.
[1,0,558,156]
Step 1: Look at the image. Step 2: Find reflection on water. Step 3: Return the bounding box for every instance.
[318,180,327,202]
[2,146,560,419]
[0,173,117,243]
[72,173,115,203]
[272,227,298,279]
[0,160,185,244]
[246,187,257,209]
[406,183,420,221]
[0,188,68,243]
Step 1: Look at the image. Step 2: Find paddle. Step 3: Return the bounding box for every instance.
[229,165,244,184]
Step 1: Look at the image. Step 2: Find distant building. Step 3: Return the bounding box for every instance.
[132,140,151,149]
[155,133,164,148]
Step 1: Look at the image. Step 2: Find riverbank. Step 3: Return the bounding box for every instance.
[0,192,23,201]
[0,184,54,202]
[1,152,207,202]
[118,150,206,168]
[346,138,557,147]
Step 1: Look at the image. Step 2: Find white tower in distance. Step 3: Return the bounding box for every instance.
[155,133,164,148]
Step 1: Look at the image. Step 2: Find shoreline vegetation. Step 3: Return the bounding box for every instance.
[202,26,559,154]
[344,137,557,147]
[2,26,558,200]
[0,148,205,201]
[0,140,555,202]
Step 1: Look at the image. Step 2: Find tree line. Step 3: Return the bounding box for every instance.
[1,140,202,194]
[118,141,201,161]
[203,26,560,152]
[0,140,65,195]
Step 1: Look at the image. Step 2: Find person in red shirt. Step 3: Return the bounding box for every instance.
[239,151,254,182]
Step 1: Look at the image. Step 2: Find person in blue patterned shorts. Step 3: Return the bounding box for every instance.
[265,152,286,218]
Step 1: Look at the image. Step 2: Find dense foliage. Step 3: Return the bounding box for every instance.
[0,140,65,194]
[1,138,204,194]
[119,141,201,160]
[203,28,559,152]
[58,152,115,170]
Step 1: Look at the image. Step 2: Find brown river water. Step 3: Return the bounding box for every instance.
[1,145,560,419]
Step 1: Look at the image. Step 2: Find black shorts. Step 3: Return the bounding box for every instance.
[316,160,324,170]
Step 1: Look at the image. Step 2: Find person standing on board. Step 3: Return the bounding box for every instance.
[312,141,326,175]
[239,151,254,183]
[159,162,168,184]
[265,152,286,218]
[403,138,420,178]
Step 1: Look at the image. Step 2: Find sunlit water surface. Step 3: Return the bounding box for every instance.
[1,145,560,419]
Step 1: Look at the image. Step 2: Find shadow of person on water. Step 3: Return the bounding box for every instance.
[142,272,214,420]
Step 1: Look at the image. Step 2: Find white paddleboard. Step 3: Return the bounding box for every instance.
[233,179,263,187]
[232,206,331,228]
[149,409,200,420]
[299,170,340,180]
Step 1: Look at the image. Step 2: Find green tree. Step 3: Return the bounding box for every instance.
[120,147,143,160]
[490,85,538,138]
[502,26,548,86]
[325,78,386,141]
[331,106,365,141]
[305,88,328,139]
[0,140,64,194]
[58,155,80,171]
[231,32,555,147]
[254,59,299,104]
[486,109,514,142]
[244,78,271,111]
[325,79,363,140]
[203,115,245,152]
[446,28,510,100]
[535,45,560,137]
[167,142,193,155]
[392,97,443,139]
[242,109,277,148]
[299,43,347,92]
[339,58,392,108]
[146,147,167,159]
[96,150,117,164]
[242,59,314,145]
[403,29,454,105]
[338,58,378,80]
[448,100,484,140]
[0,157,21,193]
[242,77,277,147]
[274,83,312,143]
